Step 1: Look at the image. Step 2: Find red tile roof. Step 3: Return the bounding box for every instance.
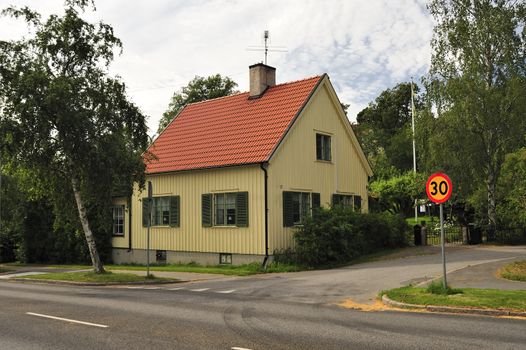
[146,75,323,174]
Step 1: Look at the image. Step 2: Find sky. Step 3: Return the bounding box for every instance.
[0,0,434,135]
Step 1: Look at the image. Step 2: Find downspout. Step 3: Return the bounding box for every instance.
[260,162,269,268]
[128,196,132,252]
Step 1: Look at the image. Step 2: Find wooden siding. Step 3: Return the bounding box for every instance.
[267,78,370,252]
[112,165,265,255]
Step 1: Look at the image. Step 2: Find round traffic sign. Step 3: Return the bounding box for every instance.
[426,172,452,204]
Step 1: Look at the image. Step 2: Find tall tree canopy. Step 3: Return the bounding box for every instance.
[426,0,526,230]
[0,0,149,272]
[158,74,238,133]
[355,82,423,178]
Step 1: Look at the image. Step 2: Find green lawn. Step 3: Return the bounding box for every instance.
[406,216,438,227]
[498,260,526,282]
[17,271,170,283]
[28,262,302,276]
[384,286,526,311]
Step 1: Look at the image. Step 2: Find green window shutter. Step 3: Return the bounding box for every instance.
[142,199,150,227]
[354,195,362,212]
[283,191,294,227]
[169,196,180,227]
[235,192,249,227]
[202,193,212,227]
[312,192,320,208]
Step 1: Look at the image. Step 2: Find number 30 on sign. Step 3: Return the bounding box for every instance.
[426,172,453,204]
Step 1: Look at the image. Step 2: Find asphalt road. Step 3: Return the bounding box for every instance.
[1,245,525,350]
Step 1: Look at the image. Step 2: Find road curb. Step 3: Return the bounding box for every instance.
[381,294,526,317]
[8,278,180,287]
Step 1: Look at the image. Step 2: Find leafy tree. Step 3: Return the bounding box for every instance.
[426,0,526,230]
[355,82,423,177]
[369,172,427,215]
[496,148,526,227]
[0,0,149,272]
[158,74,238,133]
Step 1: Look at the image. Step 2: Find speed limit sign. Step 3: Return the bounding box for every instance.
[425,172,452,289]
[426,172,452,204]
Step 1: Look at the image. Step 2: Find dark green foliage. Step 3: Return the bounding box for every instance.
[158,74,238,133]
[289,206,410,267]
[369,172,427,215]
[0,0,149,269]
[355,82,422,178]
[426,0,526,229]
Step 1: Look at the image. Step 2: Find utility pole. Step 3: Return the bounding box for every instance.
[411,78,418,222]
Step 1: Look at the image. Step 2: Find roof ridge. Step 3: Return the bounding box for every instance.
[185,75,323,108]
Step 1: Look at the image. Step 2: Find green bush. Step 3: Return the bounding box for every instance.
[290,206,410,267]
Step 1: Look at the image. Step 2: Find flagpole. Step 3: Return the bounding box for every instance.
[411,78,418,222]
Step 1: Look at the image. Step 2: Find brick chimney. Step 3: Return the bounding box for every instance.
[249,63,276,98]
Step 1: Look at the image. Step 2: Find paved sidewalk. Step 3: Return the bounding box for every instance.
[444,256,526,290]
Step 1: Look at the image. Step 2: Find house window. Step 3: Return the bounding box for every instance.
[292,192,310,224]
[332,194,362,212]
[316,133,331,161]
[201,192,249,227]
[152,197,171,226]
[332,194,354,208]
[283,191,321,227]
[112,205,125,236]
[142,196,180,227]
[215,193,237,226]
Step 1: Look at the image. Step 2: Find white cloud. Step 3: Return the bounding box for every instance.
[0,0,434,134]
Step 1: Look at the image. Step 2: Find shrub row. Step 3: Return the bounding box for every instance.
[274,206,410,267]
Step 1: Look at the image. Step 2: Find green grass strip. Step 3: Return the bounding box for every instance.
[384,286,526,311]
[17,271,169,283]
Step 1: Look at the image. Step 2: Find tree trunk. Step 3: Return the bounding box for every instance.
[487,167,497,239]
[71,177,105,274]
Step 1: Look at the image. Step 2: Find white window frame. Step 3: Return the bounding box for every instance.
[214,192,237,226]
[112,205,125,236]
[316,133,331,161]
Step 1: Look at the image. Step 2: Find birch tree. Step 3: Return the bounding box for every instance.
[427,0,526,231]
[0,0,148,272]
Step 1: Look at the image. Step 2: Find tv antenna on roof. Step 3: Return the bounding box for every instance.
[247,30,287,65]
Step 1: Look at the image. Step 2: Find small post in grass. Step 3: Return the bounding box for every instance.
[426,172,453,290]
[147,181,152,278]
[440,203,447,289]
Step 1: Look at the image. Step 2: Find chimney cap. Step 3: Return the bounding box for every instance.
[249,62,276,70]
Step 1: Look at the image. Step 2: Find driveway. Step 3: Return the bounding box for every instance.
[146,245,526,305]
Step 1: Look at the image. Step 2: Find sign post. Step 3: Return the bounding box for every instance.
[425,172,453,289]
[147,181,152,278]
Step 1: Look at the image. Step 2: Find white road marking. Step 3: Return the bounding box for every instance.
[190,288,210,292]
[231,347,253,350]
[142,287,161,290]
[168,287,185,291]
[0,272,47,279]
[26,312,108,328]
[216,289,236,294]
[125,286,145,289]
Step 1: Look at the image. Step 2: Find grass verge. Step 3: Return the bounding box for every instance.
[9,262,303,276]
[497,260,526,282]
[383,285,526,311]
[406,216,438,227]
[17,271,170,283]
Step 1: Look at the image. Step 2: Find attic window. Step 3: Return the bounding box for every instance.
[316,133,331,161]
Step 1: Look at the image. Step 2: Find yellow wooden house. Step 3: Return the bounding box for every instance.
[111,64,372,265]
